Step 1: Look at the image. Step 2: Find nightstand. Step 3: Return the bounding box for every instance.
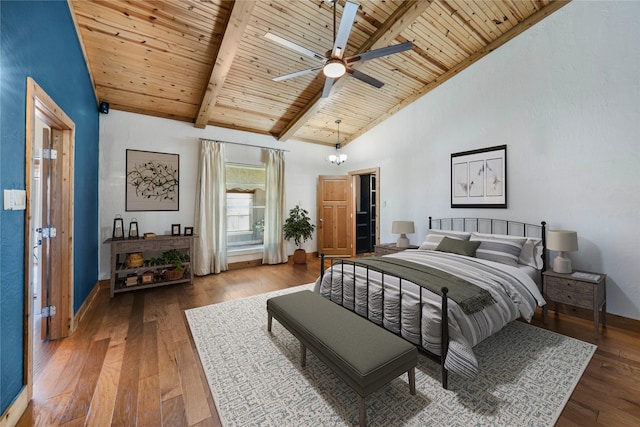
[374,243,419,256]
[543,270,607,339]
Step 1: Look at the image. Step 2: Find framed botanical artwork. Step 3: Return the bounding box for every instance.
[184,227,193,236]
[171,224,181,236]
[126,149,179,211]
[451,145,507,208]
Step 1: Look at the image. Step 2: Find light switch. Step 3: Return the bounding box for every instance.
[3,189,27,210]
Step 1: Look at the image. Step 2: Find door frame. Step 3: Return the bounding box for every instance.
[348,167,380,257]
[24,77,75,398]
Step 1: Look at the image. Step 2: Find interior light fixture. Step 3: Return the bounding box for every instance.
[328,119,347,165]
[323,58,346,78]
[547,230,578,273]
[392,221,415,248]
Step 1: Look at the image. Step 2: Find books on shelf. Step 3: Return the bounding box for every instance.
[125,274,139,287]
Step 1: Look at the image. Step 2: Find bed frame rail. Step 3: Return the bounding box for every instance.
[319,254,451,388]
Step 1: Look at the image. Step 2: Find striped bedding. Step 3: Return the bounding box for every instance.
[313,249,545,379]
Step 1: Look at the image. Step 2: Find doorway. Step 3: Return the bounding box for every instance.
[317,168,380,258]
[24,77,75,399]
[354,173,377,254]
[350,168,380,256]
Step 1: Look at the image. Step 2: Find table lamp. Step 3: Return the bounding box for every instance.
[392,221,415,248]
[546,230,578,273]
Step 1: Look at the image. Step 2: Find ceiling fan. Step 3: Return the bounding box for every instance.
[265,0,412,98]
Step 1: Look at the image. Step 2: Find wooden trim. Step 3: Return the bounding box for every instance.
[346,0,572,144]
[546,303,640,334]
[66,0,99,105]
[277,0,432,142]
[195,1,257,128]
[227,259,263,270]
[71,280,102,333]
[24,77,76,408]
[0,387,29,427]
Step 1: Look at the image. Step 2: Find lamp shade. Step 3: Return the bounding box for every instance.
[392,221,414,248]
[546,230,578,251]
[392,221,415,234]
[547,230,578,273]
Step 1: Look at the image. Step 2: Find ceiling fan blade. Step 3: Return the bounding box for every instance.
[322,77,335,98]
[345,41,413,64]
[346,68,384,88]
[273,65,324,82]
[265,32,326,62]
[331,1,359,59]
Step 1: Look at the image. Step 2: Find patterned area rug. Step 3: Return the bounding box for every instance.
[185,284,596,426]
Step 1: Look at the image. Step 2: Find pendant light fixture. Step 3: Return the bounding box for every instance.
[328,119,347,165]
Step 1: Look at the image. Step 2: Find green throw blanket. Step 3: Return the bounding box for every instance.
[332,257,496,314]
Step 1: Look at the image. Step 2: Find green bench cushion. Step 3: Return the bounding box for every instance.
[267,290,417,396]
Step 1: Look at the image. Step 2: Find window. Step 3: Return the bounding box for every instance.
[226,164,265,252]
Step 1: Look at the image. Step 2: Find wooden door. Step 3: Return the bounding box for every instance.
[317,175,351,257]
[39,128,50,339]
[39,128,68,340]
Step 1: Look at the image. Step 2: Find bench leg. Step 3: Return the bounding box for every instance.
[408,368,416,395]
[358,395,367,427]
[300,342,306,367]
[267,313,272,332]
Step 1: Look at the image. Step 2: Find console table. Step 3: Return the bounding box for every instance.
[104,235,195,297]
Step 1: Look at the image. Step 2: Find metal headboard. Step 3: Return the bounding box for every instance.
[428,217,548,274]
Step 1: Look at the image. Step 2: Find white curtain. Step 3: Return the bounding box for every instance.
[262,149,287,264]
[194,140,227,274]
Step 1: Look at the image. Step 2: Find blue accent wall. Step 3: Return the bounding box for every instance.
[1,0,99,414]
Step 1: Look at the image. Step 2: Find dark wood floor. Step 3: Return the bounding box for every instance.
[17,258,640,426]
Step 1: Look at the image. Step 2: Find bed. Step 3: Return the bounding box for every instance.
[314,217,547,388]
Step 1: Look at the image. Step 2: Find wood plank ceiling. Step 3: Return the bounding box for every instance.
[69,0,569,146]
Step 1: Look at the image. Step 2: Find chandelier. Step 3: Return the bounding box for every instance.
[328,119,347,165]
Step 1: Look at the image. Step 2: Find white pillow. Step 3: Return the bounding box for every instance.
[419,229,471,250]
[469,232,526,267]
[519,238,544,269]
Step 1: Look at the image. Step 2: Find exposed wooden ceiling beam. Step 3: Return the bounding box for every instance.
[277,0,433,142]
[345,0,572,145]
[195,0,257,129]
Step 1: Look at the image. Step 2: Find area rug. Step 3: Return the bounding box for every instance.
[185,284,596,426]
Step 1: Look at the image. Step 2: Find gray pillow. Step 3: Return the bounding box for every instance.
[435,237,481,257]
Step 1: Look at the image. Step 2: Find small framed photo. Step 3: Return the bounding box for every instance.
[184,227,193,236]
[171,224,181,236]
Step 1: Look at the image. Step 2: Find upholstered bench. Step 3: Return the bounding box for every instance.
[267,290,417,426]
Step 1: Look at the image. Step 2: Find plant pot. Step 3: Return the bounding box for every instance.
[293,249,307,264]
[163,268,184,281]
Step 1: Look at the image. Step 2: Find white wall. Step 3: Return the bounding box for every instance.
[99,111,342,278]
[99,1,639,321]
[339,1,640,320]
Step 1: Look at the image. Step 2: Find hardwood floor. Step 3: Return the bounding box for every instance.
[17,258,640,426]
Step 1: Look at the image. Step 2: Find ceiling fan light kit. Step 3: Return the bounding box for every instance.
[266,0,412,98]
[323,59,346,78]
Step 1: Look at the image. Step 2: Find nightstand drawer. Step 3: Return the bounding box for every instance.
[545,277,593,309]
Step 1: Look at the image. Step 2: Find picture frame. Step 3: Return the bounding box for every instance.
[451,145,507,208]
[171,224,181,236]
[184,227,193,236]
[126,149,179,211]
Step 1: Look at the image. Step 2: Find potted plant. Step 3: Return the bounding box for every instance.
[283,205,316,264]
[157,249,188,281]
